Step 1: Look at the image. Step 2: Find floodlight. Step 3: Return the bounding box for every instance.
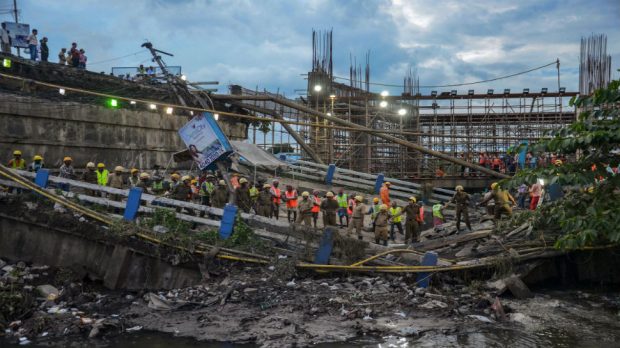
[180,75,187,81]
[166,107,173,114]
[329,94,336,99]
[431,91,437,97]
[559,87,566,94]
[541,88,548,94]
[450,90,457,96]
[149,104,157,110]
[523,88,529,95]
[487,89,494,95]
[468,89,474,95]
[380,90,389,97]
[214,113,220,120]
[398,108,407,116]
[313,85,322,92]
[379,100,388,108]
[130,100,137,105]
[189,111,194,116]
[504,89,510,94]
[58,88,66,95]
[2,58,11,68]
[108,99,119,108]
[326,112,332,116]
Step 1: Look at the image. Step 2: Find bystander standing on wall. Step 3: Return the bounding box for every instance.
[39,37,49,62]
[27,29,38,60]
[58,48,67,64]
[0,23,11,54]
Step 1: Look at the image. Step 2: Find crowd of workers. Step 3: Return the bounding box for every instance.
[6,149,564,247]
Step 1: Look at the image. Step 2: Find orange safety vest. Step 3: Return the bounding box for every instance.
[285,190,298,208]
[271,187,282,204]
[311,196,320,213]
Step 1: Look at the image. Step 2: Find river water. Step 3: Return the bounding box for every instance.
[4,289,620,347]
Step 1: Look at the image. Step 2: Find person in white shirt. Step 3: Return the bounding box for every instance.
[0,23,11,54]
[27,29,38,60]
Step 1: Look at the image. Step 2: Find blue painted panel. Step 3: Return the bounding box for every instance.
[325,164,336,185]
[518,140,528,168]
[219,203,238,239]
[374,173,385,194]
[123,187,143,221]
[416,251,438,288]
[34,169,50,188]
[314,228,334,264]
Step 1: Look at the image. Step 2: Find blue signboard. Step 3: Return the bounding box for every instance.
[2,22,30,48]
[178,112,233,170]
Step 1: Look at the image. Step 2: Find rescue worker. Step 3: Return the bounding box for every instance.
[136,172,151,192]
[28,155,45,173]
[128,168,140,187]
[151,176,165,195]
[374,204,390,246]
[380,181,391,205]
[296,191,314,226]
[169,173,180,190]
[170,175,194,215]
[96,163,109,186]
[320,191,339,226]
[311,190,321,228]
[389,201,403,241]
[82,162,98,184]
[249,182,259,210]
[444,185,472,232]
[270,180,282,220]
[108,166,126,201]
[59,157,75,191]
[347,195,367,240]
[403,196,421,244]
[198,175,215,216]
[230,173,240,189]
[336,189,349,227]
[8,150,26,169]
[212,180,228,208]
[256,183,273,217]
[235,178,252,213]
[284,185,298,223]
[369,197,381,231]
[432,202,445,227]
[479,183,517,220]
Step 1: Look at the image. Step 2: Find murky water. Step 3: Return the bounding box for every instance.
[4,290,620,347]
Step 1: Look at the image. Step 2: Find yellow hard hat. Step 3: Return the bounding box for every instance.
[409,196,417,202]
[326,191,334,197]
[380,204,388,211]
[555,160,563,166]
[239,177,248,184]
[114,166,124,172]
[139,172,150,179]
[131,168,139,174]
[181,175,191,182]
[491,182,499,190]
[33,155,43,161]
[302,191,310,197]
[373,197,379,203]
[171,173,180,180]
[219,180,226,185]
[263,183,271,189]
[355,195,363,202]
[86,162,95,168]
[13,150,22,156]
[63,156,72,162]
[385,182,392,186]
[97,163,105,168]
[587,186,594,193]
[455,185,464,191]
[191,179,198,184]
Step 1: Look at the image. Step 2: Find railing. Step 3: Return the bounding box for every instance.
[284,159,455,203]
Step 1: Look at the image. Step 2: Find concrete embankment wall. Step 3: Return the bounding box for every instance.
[0,92,247,169]
[0,214,202,290]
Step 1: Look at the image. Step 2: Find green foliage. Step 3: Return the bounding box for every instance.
[143,208,191,235]
[195,215,265,251]
[506,79,620,249]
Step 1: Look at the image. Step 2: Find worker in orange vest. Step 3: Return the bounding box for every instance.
[380,181,391,205]
[311,190,321,228]
[270,179,282,220]
[284,185,298,222]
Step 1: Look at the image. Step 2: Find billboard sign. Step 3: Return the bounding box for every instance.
[178,112,233,170]
[2,22,30,48]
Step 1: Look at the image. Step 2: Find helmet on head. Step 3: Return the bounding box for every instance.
[181,175,191,182]
[355,195,363,202]
[97,163,105,168]
[491,182,499,190]
[263,183,271,189]
[139,172,150,179]
[33,155,43,161]
[380,204,388,211]
[554,159,563,166]
[86,162,95,168]
[239,178,248,184]
[409,196,417,203]
[301,191,310,197]
[326,191,334,198]
[131,168,139,174]
[373,197,379,203]
[63,156,72,162]
[391,201,397,206]
[114,166,124,172]
[455,185,464,191]
[219,180,226,185]
[385,182,392,186]
[171,173,181,180]
[13,150,22,156]
[191,179,198,185]
[273,179,279,184]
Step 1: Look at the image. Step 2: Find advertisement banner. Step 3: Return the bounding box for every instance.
[178,112,232,170]
[2,22,30,48]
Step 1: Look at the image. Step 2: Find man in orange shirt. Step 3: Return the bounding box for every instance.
[311,190,321,228]
[380,182,391,205]
[284,185,298,222]
[270,180,282,220]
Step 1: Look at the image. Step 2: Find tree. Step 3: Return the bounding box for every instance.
[506,78,620,249]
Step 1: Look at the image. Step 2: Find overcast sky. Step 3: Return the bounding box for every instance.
[4,0,620,96]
